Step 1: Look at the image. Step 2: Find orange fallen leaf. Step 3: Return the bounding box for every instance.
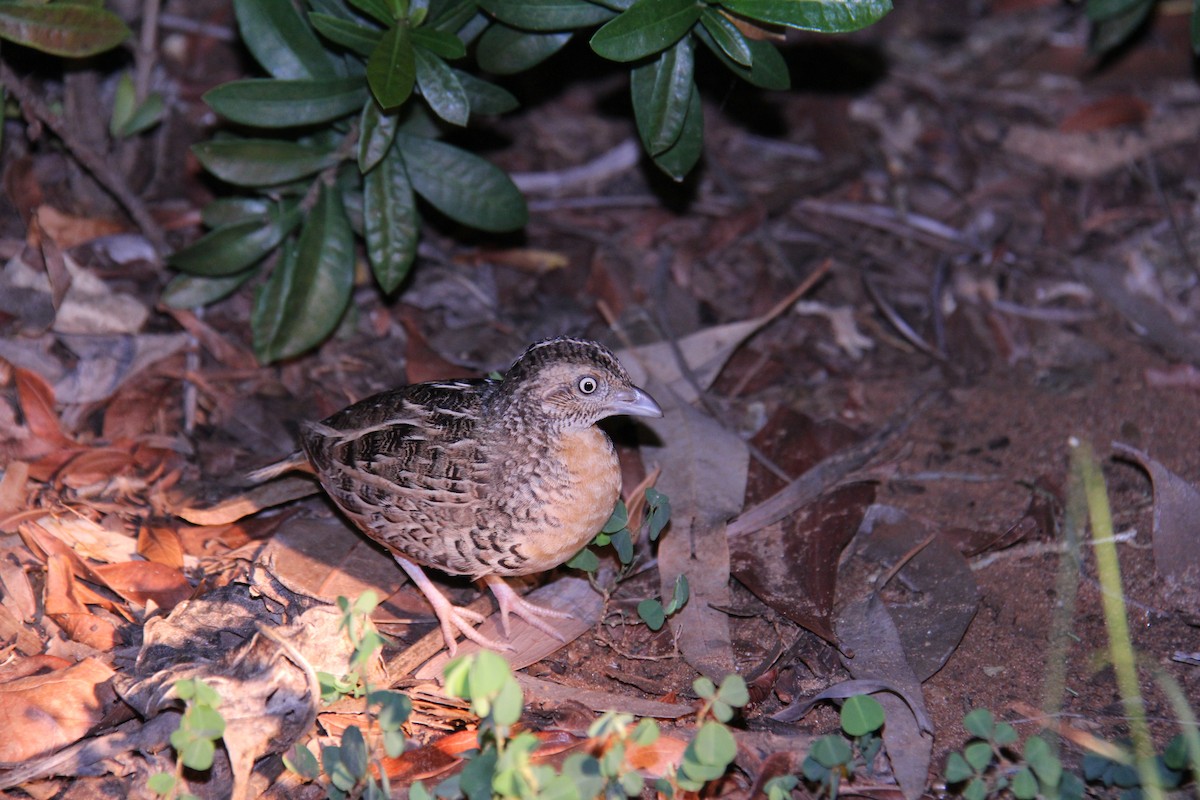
[57,447,138,488]
[0,656,117,762]
[34,204,126,249]
[12,364,71,447]
[91,560,192,610]
[0,459,29,515]
[44,554,121,649]
[137,524,185,569]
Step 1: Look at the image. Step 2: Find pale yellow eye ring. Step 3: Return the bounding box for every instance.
[578,376,598,394]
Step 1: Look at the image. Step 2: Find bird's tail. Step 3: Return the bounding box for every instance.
[246,451,313,483]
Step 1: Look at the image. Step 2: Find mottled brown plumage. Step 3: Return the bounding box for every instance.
[297,337,662,654]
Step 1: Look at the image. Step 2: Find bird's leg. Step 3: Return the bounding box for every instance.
[483,575,571,641]
[394,556,511,654]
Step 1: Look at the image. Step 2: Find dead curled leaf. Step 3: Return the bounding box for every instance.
[1112,442,1200,623]
[0,657,117,764]
[642,382,747,680]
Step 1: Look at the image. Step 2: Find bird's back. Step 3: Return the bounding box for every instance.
[300,380,500,575]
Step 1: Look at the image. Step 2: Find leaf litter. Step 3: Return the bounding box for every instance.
[5,4,1200,797]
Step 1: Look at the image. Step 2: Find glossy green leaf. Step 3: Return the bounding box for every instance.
[944,752,974,783]
[146,772,176,795]
[1088,0,1152,53]
[602,501,628,533]
[358,100,399,171]
[398,133,527,231]
[364,144,418,292]
[205,77,368,127]
[201,197,270,227]
[454,70,519,114]
[110,74,164,138]
[718,0,891,33]
[963,740,994,772]
[368,22,416,108]
[428,0,482,34]
[809,734,852,768]
[1086,0,1144,19]
[1011,767,1038,800]
[717,674,749,707]
[283,742,322,781]
[692,721,736,766]
[646,81,702,180]
[1024,737,1062,786]
[1193,0,1200,54]
[699,8,750,65]
[411,27,467,58]
[590,0,699,62]
[476,22,572,74]
[637,598,666,629]
[234,0,335,79]
[962,708,994,739]
[348,0,395,25]
[631,37,693,154]
[339,725,369,779]
[309,0,360,22]
[162,270,257,308]
[695,24,788,89]
[193,139,340,187]
[492,673,524,726]
[840,695,885,737]
[414,48,469,125]
[253,184,355,362]
[566,548,599,571]
[477,0,616,31]
[309,12,382,56]
[0,2,129,57]
[169,203,301,276]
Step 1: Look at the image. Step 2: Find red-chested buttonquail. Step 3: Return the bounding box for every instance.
[270,337,662,654]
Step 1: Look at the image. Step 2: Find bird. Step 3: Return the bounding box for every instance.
[262,337,662,655]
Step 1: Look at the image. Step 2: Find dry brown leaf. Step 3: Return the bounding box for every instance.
[164,307,256,370]
[57,447,138,488]
[91,561,192,610]
[1112,442,1200,622]
[642,385,747,679]
[12,364,71,446]
[44,555,120,650]
[514,673,693,719]
[729,484,874,644]
[0,657,117,763]
[34,205,126,249]
[0,552,37,621]
[458,248,570,274]
[1058,95,1150,133]
[27,515,139,564]
[0,459,29,515]
[0,602,44,655]
[137,524,185,569]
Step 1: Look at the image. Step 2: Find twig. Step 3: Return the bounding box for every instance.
[0,61,168,254]
[511,138,640,195]
[726,391,934,538]
[133,0,161,104]
[794,199,974,253]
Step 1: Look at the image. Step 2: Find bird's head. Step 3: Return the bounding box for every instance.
[492,337,663,430]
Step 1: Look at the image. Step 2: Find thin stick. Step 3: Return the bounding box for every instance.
[0,61,168,254]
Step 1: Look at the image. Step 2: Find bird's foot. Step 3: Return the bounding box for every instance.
[394,556,511,655]
[484,575,572,641]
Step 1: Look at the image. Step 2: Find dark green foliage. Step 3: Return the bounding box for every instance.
[174,0,891,361]
[0,1,129,58]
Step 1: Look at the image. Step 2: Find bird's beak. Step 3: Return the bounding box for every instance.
[608,385,664,418]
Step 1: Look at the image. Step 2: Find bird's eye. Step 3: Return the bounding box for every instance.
[577,376,598,394]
